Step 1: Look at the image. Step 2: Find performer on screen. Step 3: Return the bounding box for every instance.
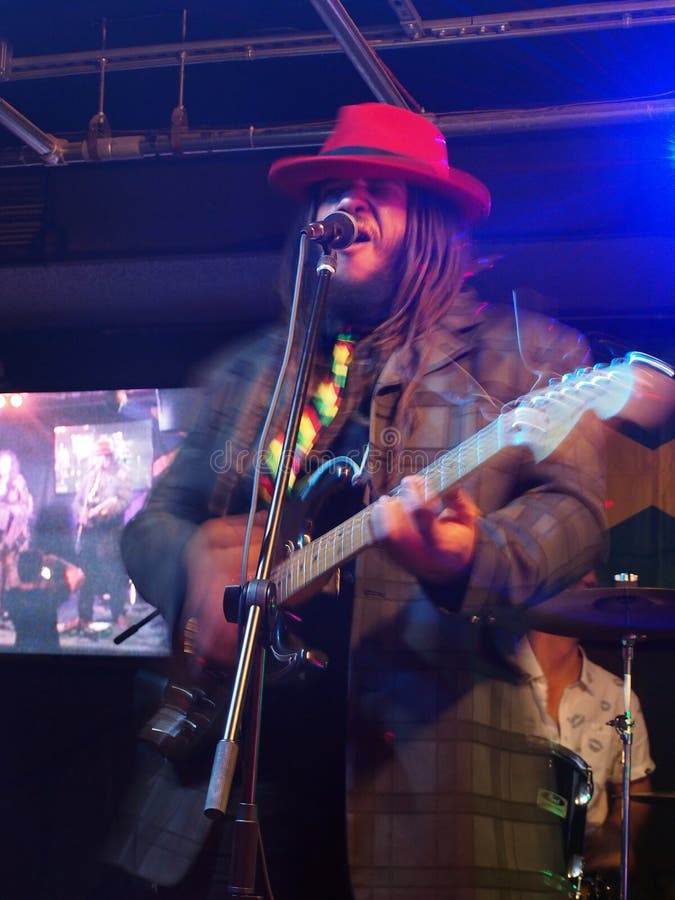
[73,436,132,632]
[0,448,34,623]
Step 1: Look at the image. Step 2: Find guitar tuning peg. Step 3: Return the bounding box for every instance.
[624,351,674,377]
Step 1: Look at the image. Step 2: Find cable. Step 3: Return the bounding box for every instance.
[238,232,309,591]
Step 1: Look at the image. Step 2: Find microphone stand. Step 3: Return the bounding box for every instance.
[204,241,341,898]
[607,573,640,900]
[620,634,635,900]
[609,632,636,900]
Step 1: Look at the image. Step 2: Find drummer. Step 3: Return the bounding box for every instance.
[512,571,655,874]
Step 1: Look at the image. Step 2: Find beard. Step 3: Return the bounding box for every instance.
[321,262,401,338]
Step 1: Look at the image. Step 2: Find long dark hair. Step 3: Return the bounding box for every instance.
[365,186,471,425]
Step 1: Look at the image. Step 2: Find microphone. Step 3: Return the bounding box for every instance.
[301,211,358,250]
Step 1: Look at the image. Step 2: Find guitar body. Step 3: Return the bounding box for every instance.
[109,460,364,886]
[140,457,365,763]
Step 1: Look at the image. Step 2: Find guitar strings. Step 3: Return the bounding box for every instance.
[275,417,505,603]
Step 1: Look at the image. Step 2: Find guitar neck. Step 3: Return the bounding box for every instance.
[269,352,663,605]
[272,416,503,605]
[138,353,664,766]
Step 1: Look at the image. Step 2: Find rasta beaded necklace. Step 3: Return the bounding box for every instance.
[260,333,355,501]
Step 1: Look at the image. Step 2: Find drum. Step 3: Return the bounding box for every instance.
[541,742,594,898]
[481,735,594,899]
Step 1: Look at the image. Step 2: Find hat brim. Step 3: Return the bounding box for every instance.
[268,153,491,223]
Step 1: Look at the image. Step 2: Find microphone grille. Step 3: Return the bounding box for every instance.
[324,210,357,249]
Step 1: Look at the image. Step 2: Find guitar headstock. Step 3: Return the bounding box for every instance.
[501,352,675,462]
[608,351,675,431]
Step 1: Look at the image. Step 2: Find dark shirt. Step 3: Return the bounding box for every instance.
[5,560,69,653]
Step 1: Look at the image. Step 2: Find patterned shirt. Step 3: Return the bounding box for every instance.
[514,636,655,833]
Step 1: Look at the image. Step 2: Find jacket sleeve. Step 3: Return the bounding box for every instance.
[120,394,227,630]
[461,410,608,617]
[120,329,282,631]
[421,305,609,617]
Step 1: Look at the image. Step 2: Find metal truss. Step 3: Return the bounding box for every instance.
[1,1,674,81]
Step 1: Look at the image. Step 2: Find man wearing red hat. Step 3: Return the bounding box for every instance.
[117,103,606,899]
[72,435,133,632]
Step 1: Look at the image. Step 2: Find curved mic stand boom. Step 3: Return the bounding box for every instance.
[203,237,344,898]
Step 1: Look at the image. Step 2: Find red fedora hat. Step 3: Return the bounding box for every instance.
[268,103,491,222]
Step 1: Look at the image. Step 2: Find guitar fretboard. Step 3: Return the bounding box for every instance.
[272,416,504,604]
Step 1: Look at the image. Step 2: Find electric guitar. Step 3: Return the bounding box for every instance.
[139,352,674,760]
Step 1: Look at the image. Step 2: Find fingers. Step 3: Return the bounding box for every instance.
[369,478,429,543]
[369,493,399,542]
[183,520,251,667]
[184,569,239,666]
[439,485,481,525]
[369,477,479,581]
[371,476,476,541]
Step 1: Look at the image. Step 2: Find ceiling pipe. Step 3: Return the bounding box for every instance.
[1,94,674,169]
[435,96,675,134]
[2,1,675,80]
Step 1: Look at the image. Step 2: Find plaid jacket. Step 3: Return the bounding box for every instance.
[121,288,608,897]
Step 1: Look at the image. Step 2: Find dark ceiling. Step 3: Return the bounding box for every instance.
[0,0,674,390]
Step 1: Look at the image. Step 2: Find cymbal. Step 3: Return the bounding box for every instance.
[518,586,675,641]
